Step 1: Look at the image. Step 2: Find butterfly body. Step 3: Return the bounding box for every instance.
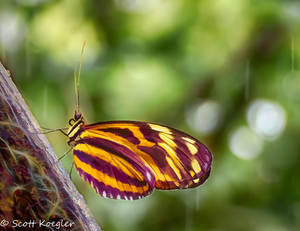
[67,113,212,200]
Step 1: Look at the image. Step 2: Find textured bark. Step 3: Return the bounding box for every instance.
[0,62,101,231]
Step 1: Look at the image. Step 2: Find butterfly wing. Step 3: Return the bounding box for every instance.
[73,135,155,200]
[73,121,212,199]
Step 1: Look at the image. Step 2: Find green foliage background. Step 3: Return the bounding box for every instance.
[1,0,300,230]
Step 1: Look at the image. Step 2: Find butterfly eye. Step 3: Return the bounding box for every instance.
[69,119,75,126]
[74,111,82,120]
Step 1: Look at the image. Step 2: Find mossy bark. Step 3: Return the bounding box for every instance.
[0,62,101,231]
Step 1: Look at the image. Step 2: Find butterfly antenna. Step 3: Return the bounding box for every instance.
[75,40,87,114]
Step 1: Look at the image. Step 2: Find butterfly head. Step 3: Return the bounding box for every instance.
[67,110,84,139]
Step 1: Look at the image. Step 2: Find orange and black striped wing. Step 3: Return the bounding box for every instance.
[73,121,212,200]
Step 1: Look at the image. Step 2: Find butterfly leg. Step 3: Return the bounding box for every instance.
[55,148,75,180]
[56,147,73,162]
[40,126,68,136]
[69,162,75,181]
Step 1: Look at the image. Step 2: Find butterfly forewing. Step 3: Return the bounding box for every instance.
[71,121,212,200]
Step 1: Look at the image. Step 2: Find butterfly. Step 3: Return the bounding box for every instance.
[63,42,212,200]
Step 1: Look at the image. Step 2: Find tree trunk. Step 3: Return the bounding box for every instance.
[0,62,101,231]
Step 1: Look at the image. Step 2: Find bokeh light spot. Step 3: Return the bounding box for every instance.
[0,12,24,51]
[31,0,100,65]
[186,100,222,135]
[247,99,286,140]
[114,0,157,13]
[229,126,263,160]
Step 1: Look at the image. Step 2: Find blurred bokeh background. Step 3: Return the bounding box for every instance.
[1,0,300,230]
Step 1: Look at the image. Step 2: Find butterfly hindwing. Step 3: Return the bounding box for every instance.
[72,121,212,199]
[73,136,155,200]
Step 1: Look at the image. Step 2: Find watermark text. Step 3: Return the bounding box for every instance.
[0,219,75,229]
